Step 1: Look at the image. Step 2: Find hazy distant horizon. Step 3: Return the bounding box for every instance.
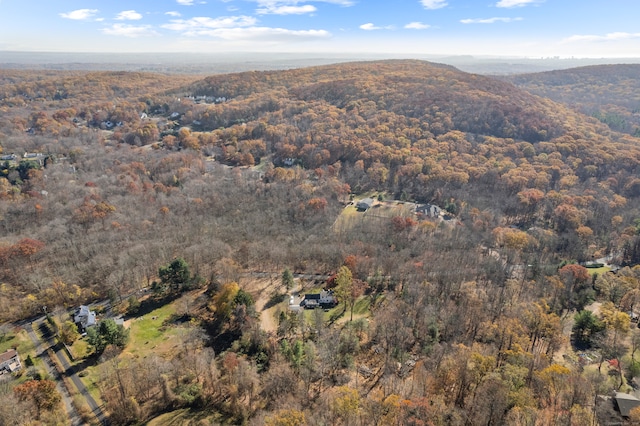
[2,50,640,75]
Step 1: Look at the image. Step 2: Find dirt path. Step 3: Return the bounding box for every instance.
[553,302,603,364]
[244,277,283,333]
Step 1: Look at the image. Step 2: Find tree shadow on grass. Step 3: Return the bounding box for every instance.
[264,292,287,310]
[123,293,182,320]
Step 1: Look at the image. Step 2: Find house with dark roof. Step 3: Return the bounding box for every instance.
[614,392,640,417]
[0,349,21,373]
[356,198,374,211]
[300,290,337,309]
[416,203,442,218]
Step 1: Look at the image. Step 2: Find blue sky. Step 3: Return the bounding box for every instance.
[0,0,638,57]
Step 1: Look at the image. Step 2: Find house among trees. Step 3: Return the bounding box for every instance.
[0,349,21,373]
[74,305,97,332]
[300,290,337,309]
[416,203,442,218]
[23,152,46,166]
[356,198,374,211]
[614,392,640,417]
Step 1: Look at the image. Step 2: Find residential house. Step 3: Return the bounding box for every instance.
[356,198,374,211]
[300,290,337,309]
[23,152,46,166]
[614,392,640,417]
[74,305,97,332]
[416,203,442,218]
[0,349,21,373]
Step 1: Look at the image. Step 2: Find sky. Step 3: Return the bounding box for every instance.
[0,0,638,58]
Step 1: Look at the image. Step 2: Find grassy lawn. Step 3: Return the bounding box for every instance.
[586,265,611,276]
[352,296,372,316]
[301,295,372,325]
[332,204,364,233]
[0,328,41,382]
[126,303,181,356]
[0,329,35,355]
[334,197,416,233]
[77,301,185,406]
[367,201,415,219]
[69,339,90,360]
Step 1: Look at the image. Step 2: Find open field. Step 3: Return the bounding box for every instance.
[0,328,34,356]
[333,197,417,233]
[586,265,611,276]
[76,300,186,408]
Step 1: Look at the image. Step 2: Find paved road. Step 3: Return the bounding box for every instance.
[25,321,83,426]
[29,319,109,425]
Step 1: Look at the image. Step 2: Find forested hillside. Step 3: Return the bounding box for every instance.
[506,64,640,137]
[2,60,640,425]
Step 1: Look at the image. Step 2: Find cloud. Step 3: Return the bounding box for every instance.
[420,0,447,9]
[177,0,194,5]
[252,0,355,11]
[359,23,380,31]
[115,10,143,21]
[460,17,523,24]
[563,32,640,42]
[197,27,330,41]
[496,0,542,8]
[405,22,430,30]
[162,16,258,32]
[257,4,317,15]
[166,11,181,17]
[163,12,330,42]
[102,24,159,37]
[359,23,394,31]
[59,9,99,20]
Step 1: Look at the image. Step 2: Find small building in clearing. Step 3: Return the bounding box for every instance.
[416,203,442,218]
[356,198,374,211]
[0,349,21,373]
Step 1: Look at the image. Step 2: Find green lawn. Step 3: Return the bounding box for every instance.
[0,328,40,381]
[69,339,90,360]
[301,294,372,325]
[78,301,186,405]
[127,303,180,355]
[0,329,34,355]
[586,265,611,276]
[367,201,415,219]
[352,296,372,316]
[333,197,415,234]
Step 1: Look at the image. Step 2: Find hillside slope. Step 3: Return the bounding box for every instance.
[506,64,640,136]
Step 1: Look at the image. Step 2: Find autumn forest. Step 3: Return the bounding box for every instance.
[2,60,640,425]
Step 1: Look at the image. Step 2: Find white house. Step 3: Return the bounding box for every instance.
[301,290,337,309]
[74,305,97,331]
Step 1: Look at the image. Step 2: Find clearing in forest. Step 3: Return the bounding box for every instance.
[333,198,416,233]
